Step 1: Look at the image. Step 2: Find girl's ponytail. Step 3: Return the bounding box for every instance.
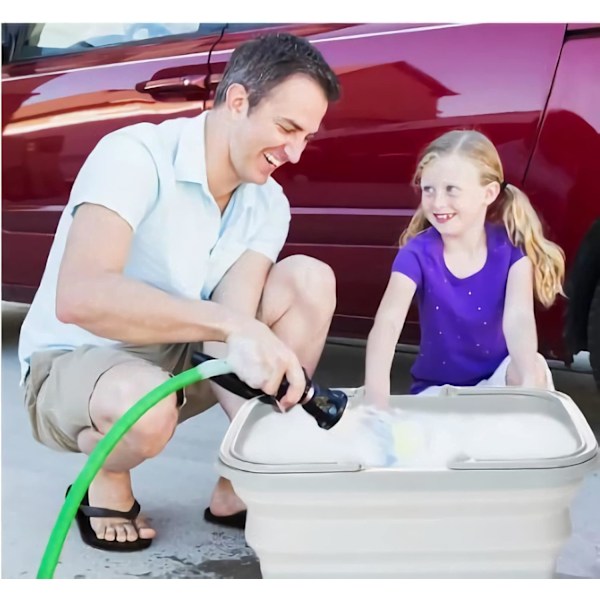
[497,184,565,307]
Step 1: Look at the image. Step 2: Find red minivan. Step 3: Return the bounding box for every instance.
[3,22,600,386]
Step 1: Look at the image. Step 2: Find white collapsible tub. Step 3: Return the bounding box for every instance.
[217,387,599,578]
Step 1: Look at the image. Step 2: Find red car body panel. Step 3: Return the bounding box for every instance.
[3,23,600,362]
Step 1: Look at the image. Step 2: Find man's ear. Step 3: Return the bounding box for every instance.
[225,83,249,117]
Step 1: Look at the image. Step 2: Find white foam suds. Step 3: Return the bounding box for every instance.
[390,411,577,468]
[240,405,578,469]
[240,405,396,467]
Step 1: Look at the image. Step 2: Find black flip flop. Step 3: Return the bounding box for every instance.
[66,485,153,552]
[203,506,247,529]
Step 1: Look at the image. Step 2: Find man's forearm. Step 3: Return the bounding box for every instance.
[56,272,241,345]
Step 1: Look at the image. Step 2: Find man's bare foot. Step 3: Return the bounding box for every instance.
[87,470,156,543]
[208,476,246,517]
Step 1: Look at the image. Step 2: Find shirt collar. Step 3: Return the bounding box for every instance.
[174,110,254,208]
[174,110,210,188]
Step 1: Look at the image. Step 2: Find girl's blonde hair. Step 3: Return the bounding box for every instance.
[400,130,565,308]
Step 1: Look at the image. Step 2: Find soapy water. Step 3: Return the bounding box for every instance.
[241,405,396,467]
[240,404,578,468]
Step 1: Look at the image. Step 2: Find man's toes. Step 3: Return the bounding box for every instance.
[115,524,129,543]
[136,517,156,540]
[104,525,117,542]
[123,522,138,543]
[90,518,155,544]
[94,524,107,541]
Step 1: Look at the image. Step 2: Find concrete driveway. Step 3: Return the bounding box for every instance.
[2,301,599,578]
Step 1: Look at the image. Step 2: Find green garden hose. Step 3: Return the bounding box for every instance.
[37,359,232,579]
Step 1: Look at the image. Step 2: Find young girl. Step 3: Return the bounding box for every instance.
[364,130,565,407]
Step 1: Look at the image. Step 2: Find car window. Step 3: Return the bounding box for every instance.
[8,23,285,62]
[11,23,202,61]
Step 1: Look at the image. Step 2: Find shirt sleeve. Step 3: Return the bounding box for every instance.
[246,186,291,262]
[510,241,526,266]
[68,132,159,231]
[391,243,423,290]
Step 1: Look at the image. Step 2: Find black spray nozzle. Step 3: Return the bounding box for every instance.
[191,351,347,429]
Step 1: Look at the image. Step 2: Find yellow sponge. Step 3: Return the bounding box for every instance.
[392,421,426,457]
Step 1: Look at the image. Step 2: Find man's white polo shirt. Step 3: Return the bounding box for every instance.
[18,111,291,383]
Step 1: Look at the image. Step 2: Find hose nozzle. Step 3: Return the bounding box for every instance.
[191,351,347,429]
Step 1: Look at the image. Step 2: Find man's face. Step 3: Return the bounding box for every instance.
[228,74,329,185]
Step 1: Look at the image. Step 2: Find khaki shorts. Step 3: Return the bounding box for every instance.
[24,343,217,452]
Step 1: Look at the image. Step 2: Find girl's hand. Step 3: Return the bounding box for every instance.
[364,389,390,411]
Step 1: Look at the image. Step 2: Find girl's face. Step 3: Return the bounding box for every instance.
[419,154,498,238]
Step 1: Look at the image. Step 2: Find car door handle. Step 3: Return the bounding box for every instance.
[136,73,223,98]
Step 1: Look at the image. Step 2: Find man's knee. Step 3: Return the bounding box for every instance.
[90,364,179,458]
[276,255,336,312]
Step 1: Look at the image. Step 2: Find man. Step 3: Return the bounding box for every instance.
[18,32,341,551]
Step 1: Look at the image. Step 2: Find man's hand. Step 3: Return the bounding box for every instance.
[225,320,306,410]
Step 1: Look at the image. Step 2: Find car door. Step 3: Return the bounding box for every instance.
[1,22,355,304]
[2,23,218,302]
[270,23,566,344]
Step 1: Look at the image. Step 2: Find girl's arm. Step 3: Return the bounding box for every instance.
[365,272,417,408]
[502,256,540,386]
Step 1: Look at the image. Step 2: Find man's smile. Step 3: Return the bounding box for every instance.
[264,152,284,168]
